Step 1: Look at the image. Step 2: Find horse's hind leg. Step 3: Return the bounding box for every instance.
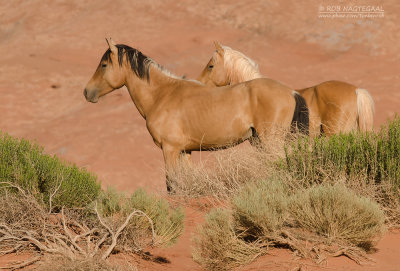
[248,127,263,149]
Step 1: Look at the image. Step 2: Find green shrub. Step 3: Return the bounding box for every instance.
[0,132,101,209]
[232,178,289,239]
[285,117,400,190]
[0,133,43,193]
[192,208,262,271]
[289,183,385,247]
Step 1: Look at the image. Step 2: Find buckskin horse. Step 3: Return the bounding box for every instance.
[84,39,308,191]
[197,42,375,136]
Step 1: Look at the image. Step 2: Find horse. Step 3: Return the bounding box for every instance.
[84,39,309,191]
[197,42,375,136]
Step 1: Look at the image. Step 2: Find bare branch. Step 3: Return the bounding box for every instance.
[101,209,155,260]
[48,176,64,214]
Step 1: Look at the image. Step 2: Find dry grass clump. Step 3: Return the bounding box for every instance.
[193,181,386,270]
[168,141,285,199]
[289,183,386,248]
[192,208,263,271]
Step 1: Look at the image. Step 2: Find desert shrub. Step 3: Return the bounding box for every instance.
[125,188,184,246]
[0,133,185,269]
[192,208,263,271]
[96,187,123,216]
[289,183,385,247]
[193,181,386,270]
[0,132,100,209]
[96,188,184,249]
[232,178,289,239]
[285,117,400,190]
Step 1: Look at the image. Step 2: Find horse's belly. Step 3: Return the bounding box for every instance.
[185,119,253,150]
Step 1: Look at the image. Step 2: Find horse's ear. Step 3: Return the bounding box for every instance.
[106,37,118,54]
[214,41,224,56]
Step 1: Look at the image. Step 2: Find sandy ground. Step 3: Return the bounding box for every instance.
[0,0,399,270]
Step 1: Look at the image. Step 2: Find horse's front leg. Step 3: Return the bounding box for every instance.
[162,145,181,193]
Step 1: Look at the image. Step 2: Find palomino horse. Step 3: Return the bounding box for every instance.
[198,42,375,136]
[84,39,309,191]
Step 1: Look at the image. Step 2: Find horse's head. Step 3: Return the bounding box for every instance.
[197,42,230,87]
[84,38,126,103]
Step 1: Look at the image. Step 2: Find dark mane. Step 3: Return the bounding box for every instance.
[100,44,152,82]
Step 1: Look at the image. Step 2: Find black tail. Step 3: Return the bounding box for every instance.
[290,91,309,135]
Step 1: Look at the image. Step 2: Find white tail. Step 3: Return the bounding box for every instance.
[356,88,375,131]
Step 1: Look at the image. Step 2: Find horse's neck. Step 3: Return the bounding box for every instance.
[230,66,264,85]
[125,64,177,119]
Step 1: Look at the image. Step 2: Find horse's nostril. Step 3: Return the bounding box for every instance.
[83,89,88,98]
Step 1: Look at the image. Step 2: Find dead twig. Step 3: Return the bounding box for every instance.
[48,177,64,214]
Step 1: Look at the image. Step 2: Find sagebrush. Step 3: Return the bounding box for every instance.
[192,208,263,271]
[193,181,386,270]
[0,132,100,210]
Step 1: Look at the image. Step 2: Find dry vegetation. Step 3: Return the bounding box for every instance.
[34,256,137,271]
[2,117,400,270]
[0,183,183,270]
[0,133,184,270]
[169,118,400,270]
[192,179,386,270]
[168,130,289,199]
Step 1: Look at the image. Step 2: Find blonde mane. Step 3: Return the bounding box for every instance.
[221,45,264,84]
[150,59,203,85]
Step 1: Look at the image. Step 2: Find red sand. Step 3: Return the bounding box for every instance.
[0,1,399,270]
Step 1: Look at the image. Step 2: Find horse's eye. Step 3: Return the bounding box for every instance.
[101,63,107,68]
[208,65,214,70]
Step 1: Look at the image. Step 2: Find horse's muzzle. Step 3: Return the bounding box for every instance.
[83,88,98,103]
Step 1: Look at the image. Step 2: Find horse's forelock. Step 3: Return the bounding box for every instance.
[102,44,153,81]
[100,49,113,64]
